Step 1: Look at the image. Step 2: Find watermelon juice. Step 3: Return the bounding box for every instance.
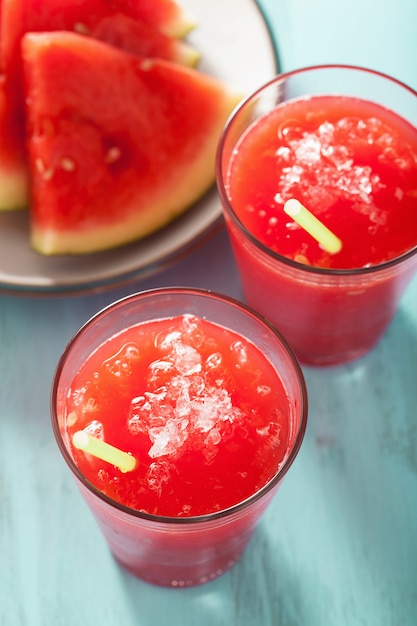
[51,289,307,587]
[217,66,417,365]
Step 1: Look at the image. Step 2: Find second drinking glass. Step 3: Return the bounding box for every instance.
[217,65,417,366]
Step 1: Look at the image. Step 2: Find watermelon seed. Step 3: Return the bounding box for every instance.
[67,411,78,427]
[35,157,54,181]
[60,157,76,172]
[74,22,90,35]
[105,147,121,164]
[35,157,44,172]
[140,59,155,72]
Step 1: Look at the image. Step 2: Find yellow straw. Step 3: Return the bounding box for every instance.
[72,431,137,473]
[283,199,342,255]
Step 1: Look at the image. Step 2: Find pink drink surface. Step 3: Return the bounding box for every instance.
[65,314,290,517]
[226,95,417,269]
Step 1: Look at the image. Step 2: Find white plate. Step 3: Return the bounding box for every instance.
[0,0,279,295]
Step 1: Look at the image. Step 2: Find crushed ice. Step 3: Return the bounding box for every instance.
[84,419,104,440]
[128,315,244,459]
[274,116,387,216]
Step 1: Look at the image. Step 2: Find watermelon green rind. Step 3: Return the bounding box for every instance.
[22,32,242,255]
[0,74,28,210]
[0,158,28,210]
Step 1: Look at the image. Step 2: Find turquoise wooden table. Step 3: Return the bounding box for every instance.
[1,1,417,624]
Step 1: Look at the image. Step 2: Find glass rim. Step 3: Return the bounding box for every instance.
[216,63,417,277]
[51,286,308,525]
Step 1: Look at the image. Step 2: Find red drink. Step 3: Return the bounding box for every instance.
[52,289,307,586]
[217,66,417,365]
[227,96,417,270]
[65,314,291,517]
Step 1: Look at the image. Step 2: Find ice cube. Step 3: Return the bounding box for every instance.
[188,375,205,397]
[205,352,223,370]
[128,392,170,435]
[146,460,171,495]
[154,327,182,351]
[172,378,192,419]
[148,418,189,458]
[230,340,249,365]
[102,342,140,378]
[256,384,272,397]
[181,314,205,349]
[171,342,202,375]
[147,359,176,389]
[84,419,104,440]
[70,384,88,407]
[294,132,322,165]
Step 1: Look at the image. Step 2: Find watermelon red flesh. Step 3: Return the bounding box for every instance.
[22,31,241,255]
[0,0,196,211]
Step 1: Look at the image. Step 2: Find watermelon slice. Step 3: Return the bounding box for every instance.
[22,32,241,255]
[0,0,197,74]
[0,0,197,211]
